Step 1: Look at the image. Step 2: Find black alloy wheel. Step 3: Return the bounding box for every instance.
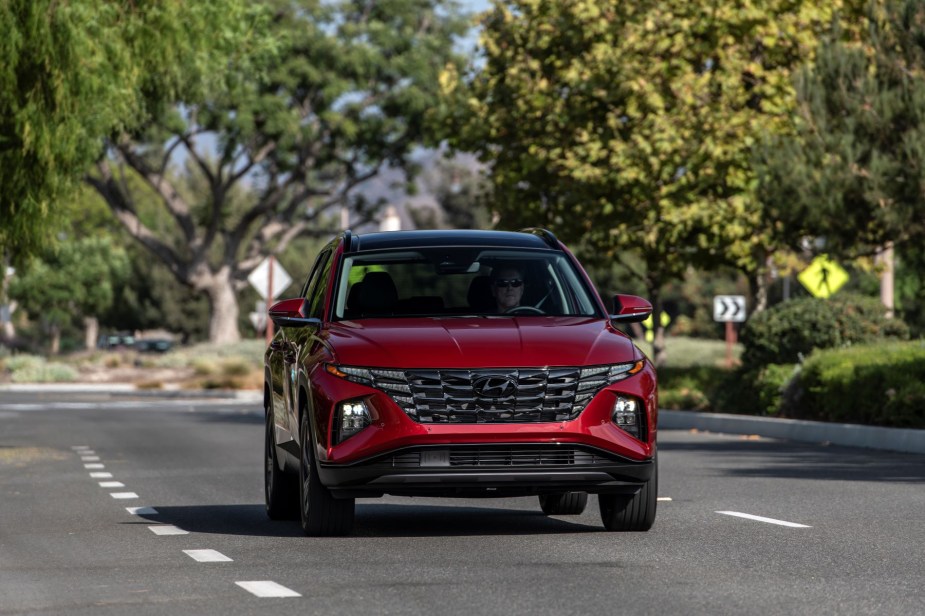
[265,407,298,519]
[299,410,355,536]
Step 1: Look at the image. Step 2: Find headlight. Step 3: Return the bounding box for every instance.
[612,395,644,440]
[334,399,371,444]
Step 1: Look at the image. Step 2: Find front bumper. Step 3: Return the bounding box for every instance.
[318,443,654,498]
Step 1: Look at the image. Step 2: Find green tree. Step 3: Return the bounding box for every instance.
[8,238,130,354]
[87,0,469,344]
[0,0,268,264]
[755,0,925,324]
[442,0,860,364]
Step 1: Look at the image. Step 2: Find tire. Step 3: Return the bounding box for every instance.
[265,407,299,520]
[539,492,588,515]
[599,455,657,532]
[299,411,355,536]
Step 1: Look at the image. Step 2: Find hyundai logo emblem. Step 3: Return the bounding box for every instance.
[472,375,517,398]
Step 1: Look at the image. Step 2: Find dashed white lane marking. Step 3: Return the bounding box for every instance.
[235,581,301,598]
[99,481,125,488]
[126,506,158,515]
[148,525,188,536]
[184,549,233,563]
[716,511,811,528]
[71,446,90,450]
[110,492,139,500]
[79,450,96,455]
[84,463,105,469]
[89,472,113,478]
[81,456,100,462]
[657,497,672,502]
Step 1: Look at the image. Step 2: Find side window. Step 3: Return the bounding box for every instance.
[306,251,335,319]
[301,249,330,301]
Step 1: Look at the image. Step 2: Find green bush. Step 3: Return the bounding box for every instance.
[9,360,78,383]
[710,363,797,416]
[657,366,727,411]
[741,294,909,368]
[794,341,925,427]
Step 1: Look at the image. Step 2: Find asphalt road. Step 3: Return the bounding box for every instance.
[1,392,924,615]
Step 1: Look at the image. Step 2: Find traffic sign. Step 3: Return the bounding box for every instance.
[713,295,746,322]
[248,257,292,301]
[798,255,849,299]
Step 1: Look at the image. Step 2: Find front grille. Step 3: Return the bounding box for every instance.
[367,367,610,423]
[372,446,617,468]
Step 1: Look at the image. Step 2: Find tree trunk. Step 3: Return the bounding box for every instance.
[84,317,99,351]
[877,242,894,319]
[204,273,241,344]
[648,286,668,367]
[49,323,61,356]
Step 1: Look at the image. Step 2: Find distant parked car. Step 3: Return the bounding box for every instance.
[135,339,174,353]
[264,228,658,536]
[97,332,135,350]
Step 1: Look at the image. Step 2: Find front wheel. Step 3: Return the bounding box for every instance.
[265,408,298,520]
[599,455,657,531]
[299,411,354,536]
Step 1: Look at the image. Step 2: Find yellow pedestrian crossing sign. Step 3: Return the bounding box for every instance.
[798,255,849,299]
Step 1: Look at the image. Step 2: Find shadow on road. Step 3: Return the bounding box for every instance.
[660,430,925,483]
[135,502,600,537]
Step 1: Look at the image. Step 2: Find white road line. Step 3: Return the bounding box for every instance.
[716,511,811,528]
[110,492,139,500]
[148,525,188,536]
[235,581,301,598]
[71,446,90,450]
[80,456,100,462]
[657,497,672,502]
[126,506,158,515]
[184,549,233,563]
[99,481,125,488]
[89,472,113,479]
[84,463,105,469]
[79,450,96,455]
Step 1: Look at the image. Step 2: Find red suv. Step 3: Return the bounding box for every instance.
[264,229,657,535]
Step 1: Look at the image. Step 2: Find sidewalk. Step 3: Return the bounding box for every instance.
[660,409,925,455]
[0,382,261,402]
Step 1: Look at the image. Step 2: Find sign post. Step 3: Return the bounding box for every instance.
[713,295,746,368]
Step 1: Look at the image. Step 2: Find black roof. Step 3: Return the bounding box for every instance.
[349,229,559,252]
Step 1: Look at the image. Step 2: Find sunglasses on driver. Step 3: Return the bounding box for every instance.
[493,279,524,289]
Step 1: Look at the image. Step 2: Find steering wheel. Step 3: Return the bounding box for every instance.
[504,305,545,315]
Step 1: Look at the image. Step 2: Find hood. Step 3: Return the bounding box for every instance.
[325,317,639,369]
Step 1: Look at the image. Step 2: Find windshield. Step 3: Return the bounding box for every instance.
[332,247,601,319]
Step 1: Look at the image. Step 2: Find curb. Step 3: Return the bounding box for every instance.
[660,409,925,455]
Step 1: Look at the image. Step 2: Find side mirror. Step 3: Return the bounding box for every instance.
[610,294,652,323]
[268,298,321,329]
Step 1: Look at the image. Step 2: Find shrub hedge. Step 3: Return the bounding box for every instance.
[740,294,909,368]
[793,341,925,428]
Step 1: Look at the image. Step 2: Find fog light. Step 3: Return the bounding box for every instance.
[336,399,371,443]
[612,396,642,439]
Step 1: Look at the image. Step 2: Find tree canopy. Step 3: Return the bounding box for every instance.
[756,0,925,258]
[441,0,859,362]
[0,0,268,264]
[87,0,470,343]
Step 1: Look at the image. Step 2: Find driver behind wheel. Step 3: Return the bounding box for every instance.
[491,266,525,313]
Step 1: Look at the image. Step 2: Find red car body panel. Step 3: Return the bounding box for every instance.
[326,317,639,369]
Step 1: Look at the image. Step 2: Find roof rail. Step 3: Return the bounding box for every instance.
[519,227,560,249]
[342,230,357,253]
